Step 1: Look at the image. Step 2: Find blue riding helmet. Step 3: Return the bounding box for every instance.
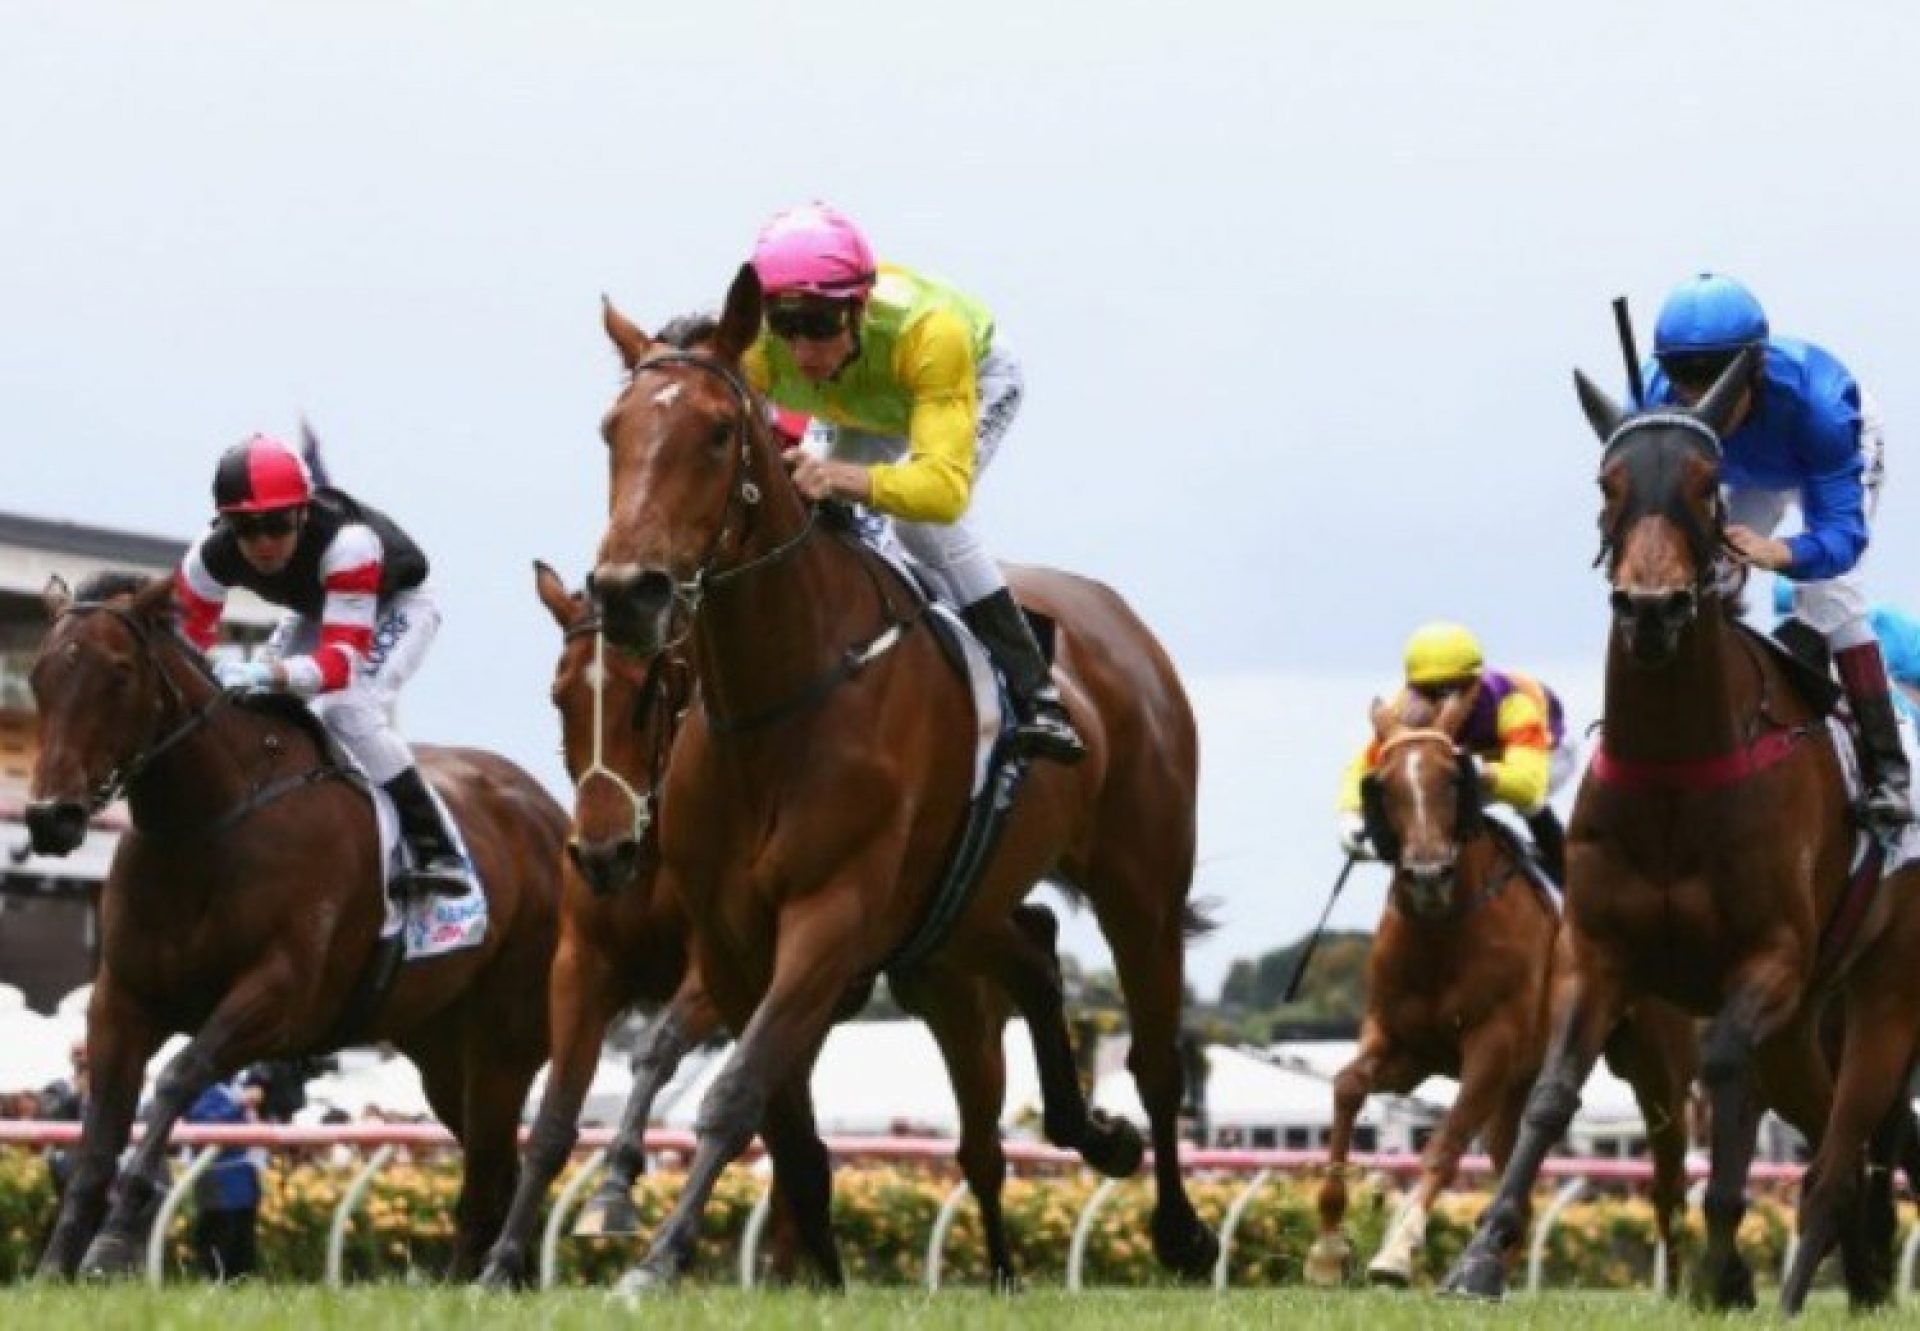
[1653,273,1770,359]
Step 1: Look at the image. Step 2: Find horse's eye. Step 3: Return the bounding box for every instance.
[709,421,732,451]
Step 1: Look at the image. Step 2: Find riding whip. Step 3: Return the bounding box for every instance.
[1612,296,1646,409]
[1281,852,1360,1006]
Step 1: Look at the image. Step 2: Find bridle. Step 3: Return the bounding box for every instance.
[618,351,819,620]
[1364,728,1517,917]
[1595,413,1737,596]
[52,603,228,814]
[563,616,684,849]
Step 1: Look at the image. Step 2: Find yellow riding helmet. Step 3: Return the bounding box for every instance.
[1404,622,1484,689]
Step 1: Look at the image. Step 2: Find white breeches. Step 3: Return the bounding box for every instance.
[273,587,441,784]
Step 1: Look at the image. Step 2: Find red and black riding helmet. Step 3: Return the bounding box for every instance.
[212,433,313,514]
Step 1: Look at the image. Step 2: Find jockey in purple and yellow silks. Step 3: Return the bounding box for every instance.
[1337,622,1577,882]
[740,202,1084,765]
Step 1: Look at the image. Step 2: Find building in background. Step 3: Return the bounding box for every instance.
[0,511,273,1013]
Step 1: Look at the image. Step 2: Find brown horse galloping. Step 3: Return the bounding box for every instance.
[1308,694,1694,1289]
[1443,351,1920,1313]
[479,562,1132,1291]
[24,573,562,1279]
[587,266,1217,1292]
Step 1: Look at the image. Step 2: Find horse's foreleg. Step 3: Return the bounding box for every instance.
[615,890,867,1298]
[574,974,718,1239]
[1372,1033,1516,1289]
[1441,964,1622,1300]
[477,935,627,1288]
[37,982,161,1279]
[1693,969,1811,1312]
[755,1060,841,1290]
[1603,1007,1695,1298]
[78,975,286,1279]
[1782,977,1920,1314]
[909,968,1019,1292]
[1306,1030,1392,1289]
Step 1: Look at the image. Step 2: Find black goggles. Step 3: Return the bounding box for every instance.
[766,298,852,342]
[228,509,301,540]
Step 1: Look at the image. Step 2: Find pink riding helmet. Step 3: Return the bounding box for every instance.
[752,203,877,299]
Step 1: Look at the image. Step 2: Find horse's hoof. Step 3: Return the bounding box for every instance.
[611,1262,674,1302]
[474,1255,525,1291]
[1366,1259,1412,1289]
[1303,1232,1354,1288]
[1692,1255,1756,1311]
[77,1232,139,1282]
[574,1189,643,1237]
[1079,1111,1145,1179]
[1439,1248,1506,1301]
[1152,1207,1220,1282]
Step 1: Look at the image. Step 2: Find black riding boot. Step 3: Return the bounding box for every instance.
[382,766,472,896]
[961,589,1087,766]
[1836,641,1915,834]
[1525,807,1568,886]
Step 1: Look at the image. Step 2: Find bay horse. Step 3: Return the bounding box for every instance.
[1442,350,1920,1313]
[1307,692,1694,1288]
[24,573,563,1280]
[586,265,1217,1292]
[478,561,1139,1291]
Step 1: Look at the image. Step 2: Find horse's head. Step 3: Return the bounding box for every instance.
[1577,348,1756,667]
[536,560,690,896]
[1363,691,1485,919]
[26,573,194,855]
[590,266,799,654]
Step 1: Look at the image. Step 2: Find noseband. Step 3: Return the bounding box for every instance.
[564,617,683,848]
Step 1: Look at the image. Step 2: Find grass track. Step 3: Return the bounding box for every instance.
[0,1287,1900,1330]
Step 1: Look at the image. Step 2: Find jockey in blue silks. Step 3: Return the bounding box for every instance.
[1643,273,1909,831]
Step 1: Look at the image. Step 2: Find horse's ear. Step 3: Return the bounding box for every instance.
[533,559,579,631]
[1574,369,1625,443]
[42,575,70,620]
[1691,344,1760,438]
[131,576,175,623]
[603,297,652,372]
[712,263,763,364]
[1434,686,1475,737]
[1370,695,1397,740]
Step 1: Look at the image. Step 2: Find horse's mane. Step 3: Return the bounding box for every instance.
[657,311,718,349]
[74,570,155,603]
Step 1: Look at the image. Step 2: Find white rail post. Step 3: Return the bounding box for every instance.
[325,1144,396,1289]
[924,1180,970,1292]
[1066,1177,1123,1293]
[1212,1168,1272,1292]
[736,1177,775,1289]
[145,1145,218,1287]
[1900,1211,1920,1300]
[1525,1176,1587,1295]
[538,1147,608,1291]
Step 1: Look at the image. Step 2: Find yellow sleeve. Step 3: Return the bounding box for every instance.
[1336,737,1381,813]
[1482,691,1551,812]
[741,338,772,395]
[866,310,977,523]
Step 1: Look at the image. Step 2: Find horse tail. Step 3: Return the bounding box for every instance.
[1182,896,1220,940]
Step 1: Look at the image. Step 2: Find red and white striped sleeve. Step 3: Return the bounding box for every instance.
[173,533,229,651]
[282,523,383,698]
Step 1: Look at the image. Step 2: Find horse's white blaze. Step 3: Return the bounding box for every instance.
[650,383,683,409]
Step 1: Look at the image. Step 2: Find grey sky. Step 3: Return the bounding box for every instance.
[5,2,1920,992]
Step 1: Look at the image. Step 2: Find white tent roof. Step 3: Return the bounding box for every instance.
[525,1055,639,1127]
[1094,1044,1391,1131]
[0,1010,76,1092]
[660,1020,1043,1136]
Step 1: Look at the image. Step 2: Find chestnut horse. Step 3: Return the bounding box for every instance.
[1443,350,1920,1313]
[586,266,1217,1292]
[478,562,1135,1290]
[1307,694,1694,1288]
[24,573,562,1279]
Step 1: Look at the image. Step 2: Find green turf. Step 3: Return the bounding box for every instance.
[0,1287,1902,1330]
